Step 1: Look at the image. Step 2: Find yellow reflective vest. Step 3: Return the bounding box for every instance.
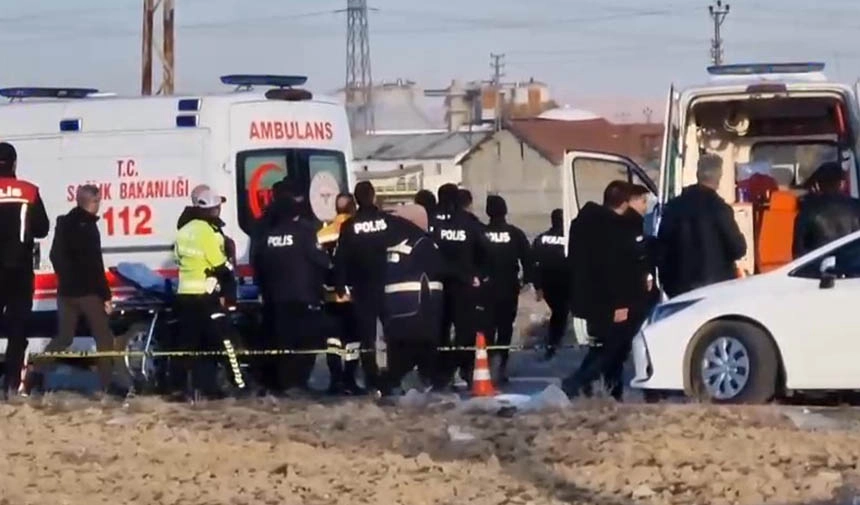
[175,219,228,295]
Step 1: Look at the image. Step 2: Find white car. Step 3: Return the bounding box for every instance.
[632,230,860,404]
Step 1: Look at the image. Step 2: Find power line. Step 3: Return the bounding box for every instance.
[709,0,730,65]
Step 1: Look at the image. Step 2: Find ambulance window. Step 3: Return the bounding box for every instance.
[236,151,291,234]
[572,158,631,208]
[307,153,348,222]
[750,142,838,187]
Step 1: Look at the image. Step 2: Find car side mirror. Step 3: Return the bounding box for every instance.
[819,256,837,289]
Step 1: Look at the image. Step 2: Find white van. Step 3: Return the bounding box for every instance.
[563,62,860,276]
[0,75,354,314]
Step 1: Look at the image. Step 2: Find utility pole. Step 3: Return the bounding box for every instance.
[345,0,374,134]
[490,53,505,131]
[643,107,653,123]
[708,0,730,66]
[141,0,176,96]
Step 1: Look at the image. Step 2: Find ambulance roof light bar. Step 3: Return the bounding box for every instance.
[707,62,825,76]
[220,75,308,92]
[0,87,100,102]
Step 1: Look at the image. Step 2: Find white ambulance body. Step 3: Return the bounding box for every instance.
[0,76,354,313]
[563,63,860,274]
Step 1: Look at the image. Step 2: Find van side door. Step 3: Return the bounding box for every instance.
[561,150,657,248]
[561,150,658,344]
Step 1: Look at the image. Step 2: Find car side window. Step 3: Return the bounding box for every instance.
[572,158,630,209]
[793,238,860,279]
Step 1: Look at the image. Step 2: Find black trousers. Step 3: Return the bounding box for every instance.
[351,287,382,389]
[543,280,570,348]
[440,281,478,384]
[325,302,360,388]
[485,288,518,369]
[1,268,34,392]
[173,295,242,396]
[272,303,324,391]
[562,321,637,401]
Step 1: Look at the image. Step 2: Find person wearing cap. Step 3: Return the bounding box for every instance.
[44,185,121,396]
[318,193,364,395]
[0,142,50,399]
[178,184,235,266]
[252,189,331,393]
[173,187,242,400]
[482,194,531,384]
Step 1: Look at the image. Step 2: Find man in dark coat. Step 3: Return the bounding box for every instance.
[658,154,747,298]
[563,181,649,401]
[46,185,118,394]
[793,161,860,258]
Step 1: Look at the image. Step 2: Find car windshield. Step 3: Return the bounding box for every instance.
[236,148,348,234]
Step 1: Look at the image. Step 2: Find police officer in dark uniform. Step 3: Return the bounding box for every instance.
[434,183,488,388]
[0,143,49,398]
[414,190,437,232]
[333,181,392,391]
[482,195,530,383]
[253,192,330,393]
[532,208,569,360]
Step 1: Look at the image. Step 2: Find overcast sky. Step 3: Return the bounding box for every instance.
[2,0,859,119]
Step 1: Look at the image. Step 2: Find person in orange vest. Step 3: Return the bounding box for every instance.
[318,193,364,395]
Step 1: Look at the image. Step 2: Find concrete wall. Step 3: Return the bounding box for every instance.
[460,130,562,236]
[354,158,462,195]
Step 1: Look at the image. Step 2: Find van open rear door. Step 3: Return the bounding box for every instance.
[561,150,657,344]
[561,150,657,242]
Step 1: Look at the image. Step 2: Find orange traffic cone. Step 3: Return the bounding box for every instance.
[471,332,496,397]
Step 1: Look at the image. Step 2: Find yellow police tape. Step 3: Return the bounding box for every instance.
[27,343,583,360]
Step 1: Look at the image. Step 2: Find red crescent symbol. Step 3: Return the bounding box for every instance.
[247,162,285,219]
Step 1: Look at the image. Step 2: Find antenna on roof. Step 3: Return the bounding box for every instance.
[219,75,308,92]
[0,87,100,102]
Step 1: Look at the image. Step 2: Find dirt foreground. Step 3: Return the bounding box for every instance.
[2,395,860,505]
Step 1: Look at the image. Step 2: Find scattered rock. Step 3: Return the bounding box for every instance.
[632,484,655,499]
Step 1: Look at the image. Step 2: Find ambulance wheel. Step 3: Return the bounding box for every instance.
[689,321,778,404]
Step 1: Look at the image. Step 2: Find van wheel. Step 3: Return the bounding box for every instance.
[689,321,777,404]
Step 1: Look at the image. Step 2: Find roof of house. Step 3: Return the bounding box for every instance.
[461,118,663,166]
[353,130,493,161]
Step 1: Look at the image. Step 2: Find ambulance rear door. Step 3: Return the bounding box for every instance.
[227,99,352,264]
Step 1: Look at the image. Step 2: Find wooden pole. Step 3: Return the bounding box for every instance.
[162,0,175,95]
[141,0,154,95]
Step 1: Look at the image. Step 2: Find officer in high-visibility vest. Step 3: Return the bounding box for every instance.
[318,192,364,395]
[173,186,243,400]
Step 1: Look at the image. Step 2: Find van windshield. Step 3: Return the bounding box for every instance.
[236,148,348,234]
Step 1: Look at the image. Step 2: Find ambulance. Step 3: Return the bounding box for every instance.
[563,62,860,277]
[0,75,354,314]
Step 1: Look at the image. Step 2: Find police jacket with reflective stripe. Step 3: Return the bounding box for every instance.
[254,216,330,305]
[175,216,235,300]
[0,177,49,270]
[383,217,444,332]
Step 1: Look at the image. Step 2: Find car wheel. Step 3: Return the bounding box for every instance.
[690,321,778,404]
